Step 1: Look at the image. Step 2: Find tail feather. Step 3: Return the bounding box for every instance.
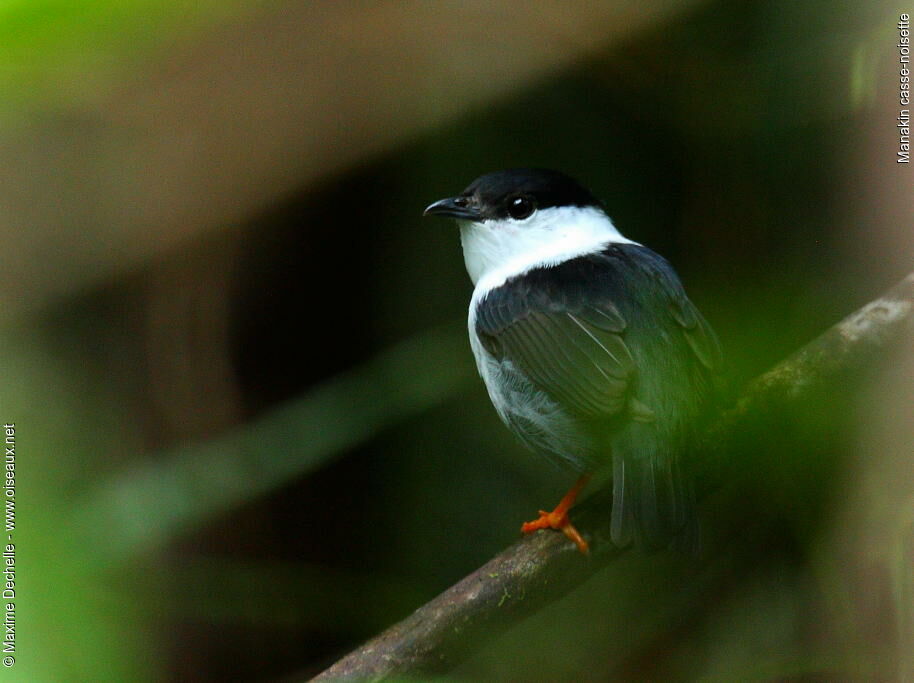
[609,436,696,552]
[610,454,632,546]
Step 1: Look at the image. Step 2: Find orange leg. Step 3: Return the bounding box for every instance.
[521,474,591,554]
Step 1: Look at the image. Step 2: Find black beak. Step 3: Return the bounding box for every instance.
[423,196,482,220]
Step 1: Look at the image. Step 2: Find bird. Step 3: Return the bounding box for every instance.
[423,168,721,554]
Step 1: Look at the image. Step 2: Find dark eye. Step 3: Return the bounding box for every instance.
[507,195,535,220]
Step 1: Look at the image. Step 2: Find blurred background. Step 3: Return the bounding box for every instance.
[2,0,912,680]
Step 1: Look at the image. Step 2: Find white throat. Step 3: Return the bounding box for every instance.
[459,205,638,293]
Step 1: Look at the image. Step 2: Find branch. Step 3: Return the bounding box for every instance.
[312,272,914,682]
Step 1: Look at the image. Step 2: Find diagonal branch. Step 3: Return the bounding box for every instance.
[312,271,914,682]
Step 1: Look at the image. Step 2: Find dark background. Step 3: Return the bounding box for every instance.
[3,1,912,681]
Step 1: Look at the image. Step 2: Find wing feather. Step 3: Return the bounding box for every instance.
[478,300,635,418]
[669,299,721,372]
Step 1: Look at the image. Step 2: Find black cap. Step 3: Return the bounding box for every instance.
[424,168,603,221]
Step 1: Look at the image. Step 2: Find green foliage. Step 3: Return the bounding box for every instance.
[0,0,266,125]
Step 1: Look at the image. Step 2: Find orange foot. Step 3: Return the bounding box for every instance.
[521,474,591,554]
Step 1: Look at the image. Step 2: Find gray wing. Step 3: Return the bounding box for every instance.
[474,246,720,421]
[476,296,636,420]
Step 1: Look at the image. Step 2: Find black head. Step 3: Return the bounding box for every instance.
[423,168,603,222]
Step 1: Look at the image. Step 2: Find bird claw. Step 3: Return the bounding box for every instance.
[520,476,591,555]
[521,509,589,554]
